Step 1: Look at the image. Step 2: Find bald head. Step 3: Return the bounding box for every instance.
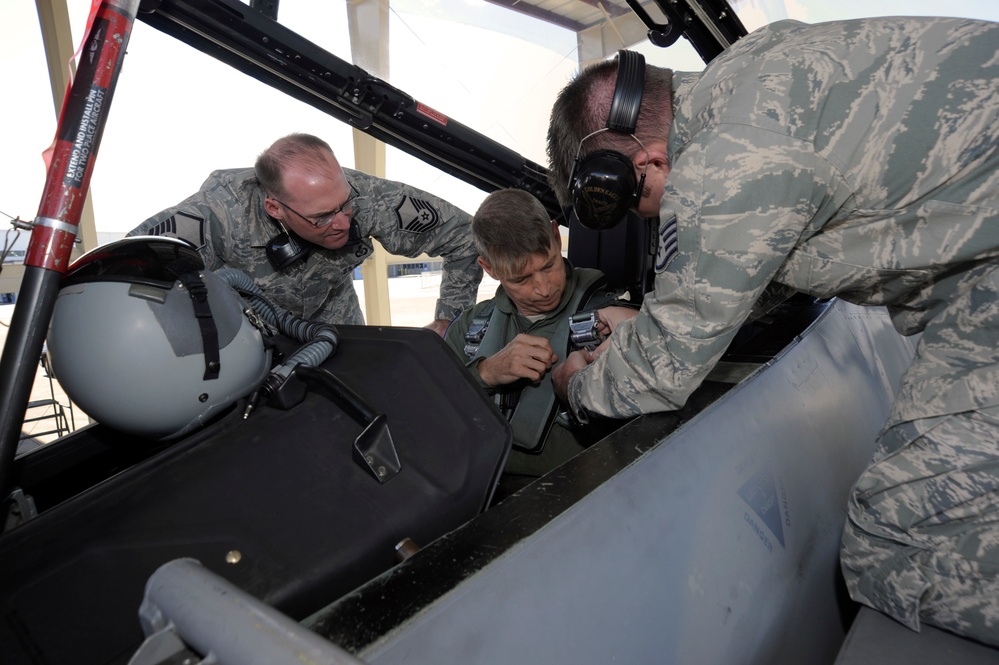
[255,133,340,200]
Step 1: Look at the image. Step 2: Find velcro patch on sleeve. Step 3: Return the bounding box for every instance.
[395,196,442,233]
[655,214,678,273]
[146,212,207,249]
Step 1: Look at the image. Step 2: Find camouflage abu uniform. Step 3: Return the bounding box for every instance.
[565,18,999,643]
[128,167,481,325]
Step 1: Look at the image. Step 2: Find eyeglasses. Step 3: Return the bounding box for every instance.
[273,182,359,229]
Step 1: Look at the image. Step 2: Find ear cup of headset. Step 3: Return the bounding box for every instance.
[567,49,647,232]
[570,150,639,231]
[266,231,309,270]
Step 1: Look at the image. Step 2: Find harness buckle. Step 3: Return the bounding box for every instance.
[463,316,490,357]
[569,310,600,351]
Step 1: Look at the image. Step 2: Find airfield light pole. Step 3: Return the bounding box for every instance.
[0,0,140,502]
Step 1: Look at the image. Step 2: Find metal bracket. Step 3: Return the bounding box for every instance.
[4,488,38,532]
[292,364,402,484]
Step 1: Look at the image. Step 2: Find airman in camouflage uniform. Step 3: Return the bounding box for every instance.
[546,18,999,644]
[128,133,481,330]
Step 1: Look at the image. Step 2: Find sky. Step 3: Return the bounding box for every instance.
[1,0,997,251]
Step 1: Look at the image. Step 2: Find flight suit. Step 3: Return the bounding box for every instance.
[446,260,618,478]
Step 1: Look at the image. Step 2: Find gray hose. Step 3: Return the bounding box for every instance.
[215,268,341,407]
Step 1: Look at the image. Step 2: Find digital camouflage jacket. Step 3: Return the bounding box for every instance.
[128,167,481,325]
[570,17,999,425]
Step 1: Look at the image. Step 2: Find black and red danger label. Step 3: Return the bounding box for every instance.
[416,102,448,126]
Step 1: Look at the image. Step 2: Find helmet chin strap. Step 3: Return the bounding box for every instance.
[175,270,221,381]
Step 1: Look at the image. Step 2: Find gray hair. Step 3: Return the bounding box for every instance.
[472,189,558,277]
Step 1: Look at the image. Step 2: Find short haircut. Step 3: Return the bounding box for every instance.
[547,59,673,208]
[255,133,336,200]
[472,189,558,278]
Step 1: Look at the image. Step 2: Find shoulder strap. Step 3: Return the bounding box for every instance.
[463,301,496,359]
[509,267,607,453]
[465,300,516,363]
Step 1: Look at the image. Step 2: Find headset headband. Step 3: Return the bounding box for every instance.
[567,50,648,231]
[607,50,645,134]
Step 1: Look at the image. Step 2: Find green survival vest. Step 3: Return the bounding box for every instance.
[464,267,608,453]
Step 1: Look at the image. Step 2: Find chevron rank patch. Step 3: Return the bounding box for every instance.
[395,196,442,233]
[145,211,207,250]
[655,214,678,273]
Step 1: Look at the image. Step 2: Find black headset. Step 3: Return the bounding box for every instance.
[265,217,364,270]
[265,225,310,270]
[568,50,647,231]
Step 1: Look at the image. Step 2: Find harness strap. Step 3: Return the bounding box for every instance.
[466,267,608,452]
[463,303,495,357]
[507,268,606,452]
[176,271,221,380]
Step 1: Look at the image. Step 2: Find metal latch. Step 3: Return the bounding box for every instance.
[569,311,600,352]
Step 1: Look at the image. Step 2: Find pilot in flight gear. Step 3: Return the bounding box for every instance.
[444,189,635,492]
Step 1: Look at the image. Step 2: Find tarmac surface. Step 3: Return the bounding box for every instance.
[1,272,499,449]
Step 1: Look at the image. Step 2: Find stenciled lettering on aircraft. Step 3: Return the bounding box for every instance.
[737,466,787,551]
[64,84,107,189]
[744,512,773,553]
[779,475,792,529]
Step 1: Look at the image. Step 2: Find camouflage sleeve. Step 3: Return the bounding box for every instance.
[125,172,235,271]
[435,240,483,321]
[570,127,825,419]
[364,180,482,321]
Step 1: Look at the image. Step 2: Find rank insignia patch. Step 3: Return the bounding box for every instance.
[655,214,678,273]
[395,196,442,233]
[146,211,207,250]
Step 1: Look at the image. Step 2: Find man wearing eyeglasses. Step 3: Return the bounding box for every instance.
[127,133,481,333]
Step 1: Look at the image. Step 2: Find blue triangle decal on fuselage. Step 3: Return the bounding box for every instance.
[738,467,786,548]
